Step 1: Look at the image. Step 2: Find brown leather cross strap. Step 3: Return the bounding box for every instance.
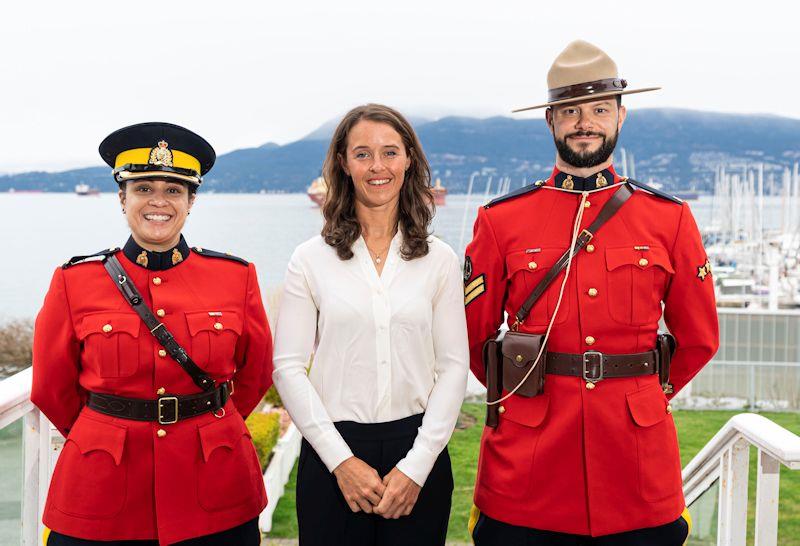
[545,350,658,382]
[514,183,634,326]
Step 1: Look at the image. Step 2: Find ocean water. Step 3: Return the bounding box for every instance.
[0,190,772,322]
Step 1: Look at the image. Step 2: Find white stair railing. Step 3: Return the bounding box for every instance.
[682,413,800,546]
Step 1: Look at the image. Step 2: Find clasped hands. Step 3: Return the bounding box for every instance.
[332,456,421,519]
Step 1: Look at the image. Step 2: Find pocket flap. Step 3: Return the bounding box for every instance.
[185,311,243,336]
[626,383,669,427]
[502,393,550,428]
[605,246,675,274]
[198,414,251,462]
[67,416,127,465]
[500,332,545,369]
[78,313,141,340]
[505,248,563,277]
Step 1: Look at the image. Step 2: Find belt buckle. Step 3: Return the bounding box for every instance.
[582,351,604,383]
[157,396,179,425]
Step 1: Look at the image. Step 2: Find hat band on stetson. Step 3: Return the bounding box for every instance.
[114,148,201,175]
[548,78,628,103]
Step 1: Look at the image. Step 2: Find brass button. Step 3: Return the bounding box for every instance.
[156,387,166,395]
[586,382,596,390]
[588,288,598,297]
[515,354,523,363]
[498,405,506,414]
[639,258,649,267]
[527,261,538,270]
[195,247,203,253]
[585,336,596,345]
[156,308,166,318]
[152,277,162,286]
[586,244,595,253]
[213,322,224,331]
[102,324,113,333]
[583,201,591,209]
[158,349,167,358]
[666,404,673,414]
[157,429,167,438]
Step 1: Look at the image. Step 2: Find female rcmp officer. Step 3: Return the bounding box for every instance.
[31,122,273,545]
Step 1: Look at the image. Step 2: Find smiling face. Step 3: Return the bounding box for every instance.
[119,179,195,251]
[338,119,411,211]
[546,98,626,170]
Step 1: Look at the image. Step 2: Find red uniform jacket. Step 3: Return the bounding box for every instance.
[31,237,273,545]
[465,167,719,536]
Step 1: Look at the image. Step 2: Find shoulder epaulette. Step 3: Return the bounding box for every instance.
[625,178,683,205]
[191,247,249,266]
[62,247,119,269]
[484,180,546,209]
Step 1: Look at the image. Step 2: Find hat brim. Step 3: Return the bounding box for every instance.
[512,87,661,113]
[116,170,201,186]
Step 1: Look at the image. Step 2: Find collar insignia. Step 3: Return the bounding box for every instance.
[172,248,183,265]
[562,175,574,190]
[136,251,149,267]
[149,140,174,167]
[596,172,608,188]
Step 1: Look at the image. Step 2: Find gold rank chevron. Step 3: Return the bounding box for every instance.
[464,274,486,306]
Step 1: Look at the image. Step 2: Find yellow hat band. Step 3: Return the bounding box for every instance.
[114,147,201,175]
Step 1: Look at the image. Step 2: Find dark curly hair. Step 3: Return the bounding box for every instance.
[321,104,434,261]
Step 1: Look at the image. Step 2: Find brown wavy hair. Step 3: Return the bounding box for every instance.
[321,104,434,261]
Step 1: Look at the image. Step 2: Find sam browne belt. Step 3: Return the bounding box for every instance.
[87,384,230,425]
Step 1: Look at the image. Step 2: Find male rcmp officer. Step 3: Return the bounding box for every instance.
[464,41,719,545]
[32,122,272,545]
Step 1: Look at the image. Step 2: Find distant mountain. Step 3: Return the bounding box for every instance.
[2,109,799,194]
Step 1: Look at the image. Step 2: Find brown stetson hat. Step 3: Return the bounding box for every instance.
[513,40,660,113]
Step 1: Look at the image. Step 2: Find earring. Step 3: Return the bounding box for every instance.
[122,209,126,215]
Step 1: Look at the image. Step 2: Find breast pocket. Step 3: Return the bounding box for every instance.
[78,313,141,378]
[505,248,569,326]
[605,246,674,326]
[185,311,243,376]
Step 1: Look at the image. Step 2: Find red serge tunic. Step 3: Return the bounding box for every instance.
[31,236,273,545]
[464,167,719,536]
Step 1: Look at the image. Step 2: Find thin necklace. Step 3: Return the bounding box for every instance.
[367,242,391,264]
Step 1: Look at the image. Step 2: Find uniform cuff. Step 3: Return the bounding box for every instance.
[314,432,354,474]
[395,444,439,487]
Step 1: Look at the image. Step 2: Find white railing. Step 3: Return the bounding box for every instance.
[682,413,800,546]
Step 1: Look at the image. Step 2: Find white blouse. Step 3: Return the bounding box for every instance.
[272,232,469,486]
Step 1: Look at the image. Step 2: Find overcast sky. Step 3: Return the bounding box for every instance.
[0,0,796,173]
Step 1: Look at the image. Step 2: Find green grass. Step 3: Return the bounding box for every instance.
[268,406,800,544]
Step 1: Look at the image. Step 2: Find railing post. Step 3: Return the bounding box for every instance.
[718,437,750,546]
[21,408,41,546]
[755,450,780,546]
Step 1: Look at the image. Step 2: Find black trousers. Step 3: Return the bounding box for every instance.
[296,413,454,546]
[47,518,260,546]
[473,513,689,546]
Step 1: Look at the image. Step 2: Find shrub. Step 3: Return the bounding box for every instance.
[246,411,281,468]
[0,319,33,376]
[263,385,283,407]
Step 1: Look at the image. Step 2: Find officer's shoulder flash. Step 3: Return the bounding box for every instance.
[62,247,120,269]
[625,178,683,205]
[191,247,249,266]
[484,180,545,209]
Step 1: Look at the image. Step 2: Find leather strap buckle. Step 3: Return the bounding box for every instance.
[157,396,179,425]
[582,351,604,383]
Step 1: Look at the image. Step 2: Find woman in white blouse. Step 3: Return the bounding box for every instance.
[273,103,469,546]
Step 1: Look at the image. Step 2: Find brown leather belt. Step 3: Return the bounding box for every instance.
[545,350,658,382]
[87,383,230,425]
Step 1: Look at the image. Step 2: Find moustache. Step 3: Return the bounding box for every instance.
[567,131,605,139]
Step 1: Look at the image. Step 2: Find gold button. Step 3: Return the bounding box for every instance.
[528,261,538,270]
[156,309,166,318]
[157,429,167,438]
[586,244,595,253]
[515,354,523,363]
[588,288,598,297]
[586,382,596,390]
[666,404,673,414]
[639,258,649,267]
[158,349,167,358]
[214,322,224,331]
[583,201,591,208]
[585,336,596,345]
[156,387,166,395]
[102,324,113,333]
[498,405,506,414]
[152,277,162,286]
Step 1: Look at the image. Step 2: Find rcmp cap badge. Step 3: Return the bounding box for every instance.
[149,140,174,167]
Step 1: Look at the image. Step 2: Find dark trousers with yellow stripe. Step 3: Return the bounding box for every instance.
[472,513,689,546]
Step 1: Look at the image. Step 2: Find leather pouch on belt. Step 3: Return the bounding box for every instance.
[657,332,676,393]
[501,331,546,398]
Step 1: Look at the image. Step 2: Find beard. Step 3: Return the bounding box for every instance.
[554,129,619,169]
